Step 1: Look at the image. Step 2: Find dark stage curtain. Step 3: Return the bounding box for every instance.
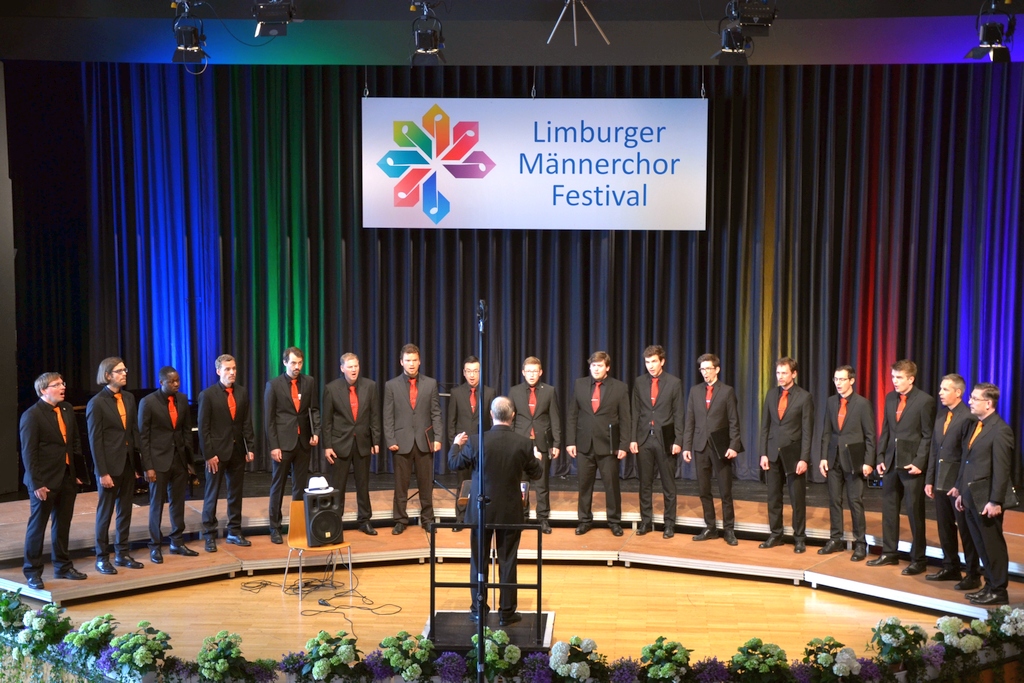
[14,63,1024,485]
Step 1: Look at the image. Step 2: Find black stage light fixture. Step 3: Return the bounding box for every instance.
[736,0,776,37]
[254,0,295,38]
[171,2,209,64]
[411,1,445,66]
[965,1,1015,63]
[713,24,750,66]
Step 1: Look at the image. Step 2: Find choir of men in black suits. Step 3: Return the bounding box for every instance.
[924,373,981,589]
[21,372,87,589]
[509,357,561,534]
[817,365,875,561]
[87,357,144,574]
[383,343,443,534]
[448,396,542,626]
[322,353,381,535]
[867,359,935,574]
[683,353,742,545]
[198,354,256,552]
[566,351,631,537]
[956,383,1014,605]
[629,345,684,538]
[265,346,320,544]
[758,357,814,553]
[447,356,496,529]
[139,366,198,563]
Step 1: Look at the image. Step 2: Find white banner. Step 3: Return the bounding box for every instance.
[362,98,708,231]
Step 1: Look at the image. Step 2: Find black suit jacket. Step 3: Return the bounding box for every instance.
[138,389,193,473]
[877,387,935,471]
[509,382,561,452]
[956,412,1014,506]
[197,382,256,462]
[448,382,497,440]
[264,373,320,452]
[927,401,975,491]
[566,376,631,454]
[447,425,542,525]
[631,372,685,448]
[682,381,743,454]
[820,392,876,468]
[383,373,444,454]
[87,387,141,478]
[759,384,814,464]
[21,399,80,490]
[322,376,381,456]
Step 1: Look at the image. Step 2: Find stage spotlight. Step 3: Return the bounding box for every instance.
[253,0,295,38]
[734,0,776,37]
[171,1,209,64]
[965,1,1015,63]
[411,1,445,66]
[713,25,750,66]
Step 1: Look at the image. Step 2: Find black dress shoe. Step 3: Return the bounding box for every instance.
[499,612,523,627]
[575,523,591,535]
[636,523,651,536]
[758,535,782,549]
[170,544,199,556]
[966,586,991,599]
[269,528,283,544]
[818,540,844,555]
[115,555,144,569]
[540,520,552,534]
[955,574,983,591]
[609,524,624,537]
[468,612,481,623]
[663,526,675,539]
[359,523,378,536]
[902,561,928,576]
[392,522,407,535]
[225,534,251,546]
[926,568,962,582]
[866,554,900,567]
[95,559,118,575]
[971,589,1009,606]
[794,540,806,554]
[851,545,867,562]
[693,529,719,541]
[205,538,217,553]
[723,530,738,546]
[26,575,45,590]
[150,548,164,564]
[54,567,87,580]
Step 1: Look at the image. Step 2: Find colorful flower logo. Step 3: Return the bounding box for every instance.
[376,104,496,224]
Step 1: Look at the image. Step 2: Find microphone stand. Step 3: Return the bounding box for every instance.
[474,299,487,683]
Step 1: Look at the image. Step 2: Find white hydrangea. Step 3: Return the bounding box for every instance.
[936,616,963,637]
[580,639,596,653]
[834,647,861,676]
[958,635,983,654]
[570,661,590,680]
[550,642,570,668]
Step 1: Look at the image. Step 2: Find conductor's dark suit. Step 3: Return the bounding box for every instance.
[957,412,1014,593]
[139,389,193,549]
[447,382,496,522]
[383,373,444,524]
[683,381,742,531]
[265,372,320,533]
[927,401,979,575]
[21,399,81,579]
[87,387,141,559]
[509,382,561,521]
[448,425,542,617]
[631,372,684,527]
[322,376,381,524]
[198,382,256,539]
[759,384,814,541]
[819,392,875,544]
[877,387,935,561]
[566,376,631,525]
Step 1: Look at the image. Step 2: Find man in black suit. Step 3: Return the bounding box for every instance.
[924,373,981,588]
[509,356,561,534]
[867,359,935,574]
[21,372,87,589]
[198,354,256,552]
[139,366,198,563]
[265,346,320,544]
[956,383,1014,606]
[682,353,742,545]
[817,365,875,561]
[383,343,443,534]
[758,357,814,553]
[87,356,144,574]
[566,351,631,537]
[629,345,684,539]
[447,355,496,529]
[322,352,381,535]
[448,396,542,626]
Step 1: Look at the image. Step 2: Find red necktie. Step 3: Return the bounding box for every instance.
[168,395,178,429]
[838,397,847,430]
[114,392,127,429]
[470,387,477,413]
[778,388,789,420]
[969,420,983,448]
[942,410,952,435]
[529,386,537,438]
[409,378,418,410]
[226,387,236,420]
[896,394,907,422]
[651,377,659,407]
[591,381,602,413]
[349,385,359,422]
[54,405,69,465]
[705,384,713,410]
[291,378,301,433]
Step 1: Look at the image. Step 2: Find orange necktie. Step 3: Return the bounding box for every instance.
[529,386,537,438]
[705,384,713,410]
[114,392,127,429]
[54,405,69,465]
[168,395,178,429]
[969,420,983,449]
[226,387,236,420]
[942,410,952,435]
[896,394,907,422]
[291,379,301,434]
[778,388,789,420]
[591,381,602,413]
[349,385,359,422]
[838,397,847,430]
[651,377,659,407]
[409,378,418,410]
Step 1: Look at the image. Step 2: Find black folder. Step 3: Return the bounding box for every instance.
[661,425,676,451]
[967,477,1021,509]
[708,427,731,461]
[845,441,866,473]
[778,442,802,475]
[895,438,919,468]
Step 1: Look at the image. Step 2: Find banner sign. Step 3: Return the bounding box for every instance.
[362,98,708,231]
